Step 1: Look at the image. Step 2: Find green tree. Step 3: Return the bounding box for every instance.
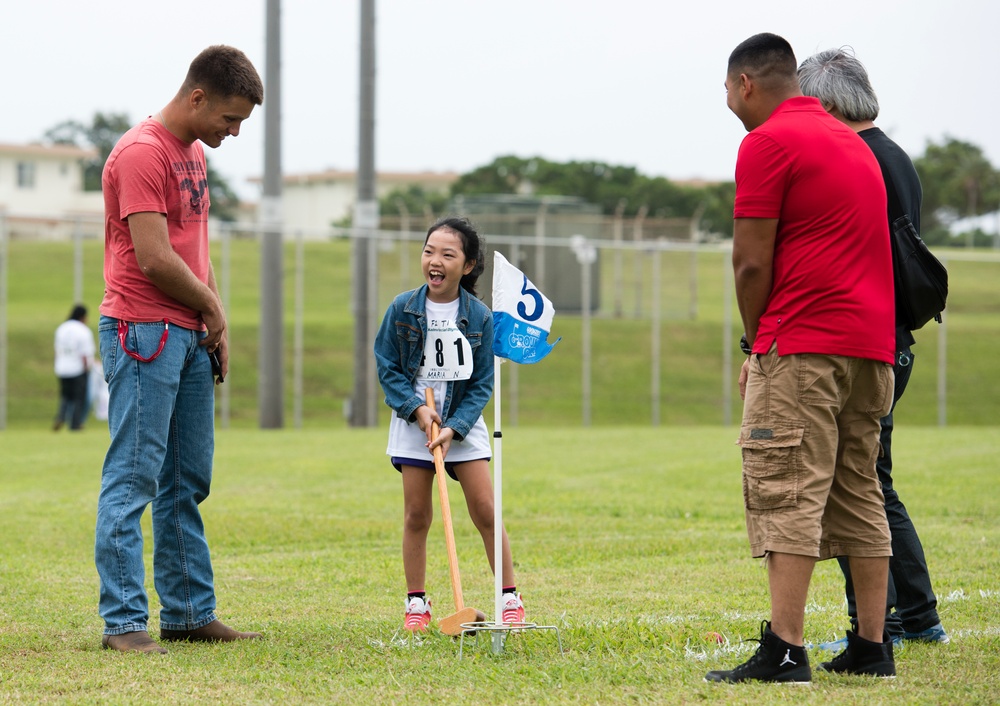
[377,184,449,220]
[914,137,1000,246]
[44,112,241,221]
[694,181,736,239]
[204,158,242,222]
[375,156,737,236]
[449,156,646,214]
[449,155,538,196]
[44,112,131,191]
[448,155,732,227]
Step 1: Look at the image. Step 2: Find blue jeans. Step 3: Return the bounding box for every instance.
[837,347,942,637]
[95,316,218,635]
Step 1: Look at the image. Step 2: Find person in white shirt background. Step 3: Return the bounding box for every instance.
[53,304,96,431]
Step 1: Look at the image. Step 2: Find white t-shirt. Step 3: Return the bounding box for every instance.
[54,319,96,378]
[386,298,491,464]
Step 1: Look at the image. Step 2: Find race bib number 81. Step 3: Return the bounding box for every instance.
[418,319,474,381]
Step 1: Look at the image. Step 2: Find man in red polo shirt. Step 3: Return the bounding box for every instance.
[705,33,896,684]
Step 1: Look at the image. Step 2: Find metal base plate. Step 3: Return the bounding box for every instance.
[457,621,563,657]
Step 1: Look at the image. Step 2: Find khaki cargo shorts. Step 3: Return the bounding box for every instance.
[740,346,894,560]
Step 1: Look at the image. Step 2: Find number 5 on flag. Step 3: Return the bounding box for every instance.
[517,276,544,322]
[492,252,560,364]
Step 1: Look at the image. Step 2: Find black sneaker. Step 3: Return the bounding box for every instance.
[705,621,811,684]
[818,629,896,677]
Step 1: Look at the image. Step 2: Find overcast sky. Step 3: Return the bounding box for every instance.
[3,0,996,201]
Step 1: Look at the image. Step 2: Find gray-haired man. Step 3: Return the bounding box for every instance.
[797,47,949,665]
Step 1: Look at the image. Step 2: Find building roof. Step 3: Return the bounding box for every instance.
[249,169,460,186]
[671,177,723,189]
[0,142,97,159]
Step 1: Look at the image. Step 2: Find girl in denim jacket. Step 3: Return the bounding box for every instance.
[374,216,524,632]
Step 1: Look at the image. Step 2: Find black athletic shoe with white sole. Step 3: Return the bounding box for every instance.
[705,620,811,684]
[818,629,896,677]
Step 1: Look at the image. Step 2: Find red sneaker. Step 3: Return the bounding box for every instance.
[502,592,525,624]
[404,596,432,631]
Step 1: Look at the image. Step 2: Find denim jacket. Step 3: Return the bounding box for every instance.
[374,284,494,440]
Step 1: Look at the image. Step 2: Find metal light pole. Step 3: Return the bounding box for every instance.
[351,0,379,427]
[259,0,284,428]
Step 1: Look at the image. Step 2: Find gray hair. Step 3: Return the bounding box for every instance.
[797,48,879,121]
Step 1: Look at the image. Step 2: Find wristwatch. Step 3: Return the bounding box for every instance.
[739,334,752,356]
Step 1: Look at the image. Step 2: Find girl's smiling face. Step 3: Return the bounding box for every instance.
[422,228,475,302]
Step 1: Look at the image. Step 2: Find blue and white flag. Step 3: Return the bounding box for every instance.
[491,252,560,364]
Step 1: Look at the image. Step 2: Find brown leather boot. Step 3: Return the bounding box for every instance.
[160,619,262,643]
[102,630,168,654]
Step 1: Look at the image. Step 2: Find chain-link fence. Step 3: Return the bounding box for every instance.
[2,212,998,430]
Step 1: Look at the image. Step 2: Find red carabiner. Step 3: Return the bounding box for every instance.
[118,319,170,363]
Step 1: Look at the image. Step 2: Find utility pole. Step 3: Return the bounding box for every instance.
[259,0,284,428]
[351,0,378,426]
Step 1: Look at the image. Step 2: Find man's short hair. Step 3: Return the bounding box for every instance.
[798,48,879,122]
[727,33,798,87]
[184,45,264,106]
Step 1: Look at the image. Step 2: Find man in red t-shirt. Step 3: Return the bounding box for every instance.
[706,33,896,684]
[96,46,263,654]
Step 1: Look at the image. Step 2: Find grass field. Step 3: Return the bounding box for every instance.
[4,238,1000,429]
[0,425,997,704]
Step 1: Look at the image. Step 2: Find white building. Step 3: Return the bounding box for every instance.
[250,169,458,236]
[1,145,461,240]
[0,142,104,238]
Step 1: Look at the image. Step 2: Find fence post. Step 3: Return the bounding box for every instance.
[219,221,231,429]
[613,199,626,318]
[396,198,410,292]
[572,236,597,426]
[689,206,703,321]
[0,211,7,429]
[294,229,305,429]
[938,266,948,427]
[509,241,520,426]
[722,248,734,426]
[73,218,84,304]
[534,201,548,293]
[651,242,661,425]
[632,205,647,317]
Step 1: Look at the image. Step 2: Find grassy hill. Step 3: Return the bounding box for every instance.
[4,237,999,429]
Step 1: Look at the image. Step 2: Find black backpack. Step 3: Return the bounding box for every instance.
[883,173,949,331]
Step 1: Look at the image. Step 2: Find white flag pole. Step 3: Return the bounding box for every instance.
[477,252,564,656]
[493,354,504,628]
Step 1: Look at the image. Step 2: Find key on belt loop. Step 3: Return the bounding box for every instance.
[118,319,170,363]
